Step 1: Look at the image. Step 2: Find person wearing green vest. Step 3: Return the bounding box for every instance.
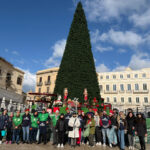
[30,110,38,143]
[50,110,60,145]
[12,110,22,144]
[37,108,50,145]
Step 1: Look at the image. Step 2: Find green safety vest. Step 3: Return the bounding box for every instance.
[13,115,22,127]
[31,115,38,128]
[38,113,49,122]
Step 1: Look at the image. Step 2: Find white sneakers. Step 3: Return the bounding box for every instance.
[57,144,64,148]
[109,144,112,148]
[96,142,101,146]
[103,143,106,147]
[0,141,2,144]
[129,146,134,150]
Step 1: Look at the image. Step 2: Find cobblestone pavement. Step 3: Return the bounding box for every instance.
[0,142,150,150]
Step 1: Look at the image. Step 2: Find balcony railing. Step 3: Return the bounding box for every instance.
[37,82,43,86]
[133,89,149,94]
[126,90,132,93]
[104,90,118,94]
[119,90,125,93]
[45,81,51,85]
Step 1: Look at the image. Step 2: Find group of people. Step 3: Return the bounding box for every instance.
[0,107,148,150]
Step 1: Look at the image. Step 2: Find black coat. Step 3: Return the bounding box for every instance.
[56,118,66,132]
[126,116,135,135]
[0,114,9,129]
[135,118,147,137]
[110,116,118,127]
[22,114,31,127]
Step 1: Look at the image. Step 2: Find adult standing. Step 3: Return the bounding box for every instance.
[22,109,31,143]
[117,111,127,150]
[0,109,9,144]
[126,112,136,149]
[135,113,147,150]
[68,112,80,147]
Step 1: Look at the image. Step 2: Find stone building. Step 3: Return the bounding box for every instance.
[98,67,150,112]
[35,67,59,94]
[0,57,25,105]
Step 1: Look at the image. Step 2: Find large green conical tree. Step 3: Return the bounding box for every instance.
[54,2,101,104]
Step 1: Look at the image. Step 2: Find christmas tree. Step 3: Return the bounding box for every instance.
[54,2,101,105]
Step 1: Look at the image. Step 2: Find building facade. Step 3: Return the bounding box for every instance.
[0,57,25,103]
[36,67,59,94]
[98,67,150,111]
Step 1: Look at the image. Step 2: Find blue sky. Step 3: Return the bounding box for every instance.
[0,0,150,92]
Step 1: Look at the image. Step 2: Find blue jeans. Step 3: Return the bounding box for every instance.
[12,129,20,143]
[102,128,110,144]
[118,130,125,149]
[108,126,117,145]
[22,126,30,142]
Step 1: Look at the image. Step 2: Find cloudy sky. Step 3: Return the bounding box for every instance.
[0,0,150,92]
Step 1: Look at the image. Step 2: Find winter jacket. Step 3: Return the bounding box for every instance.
[68,117,80,138]
[126,116,135,135]
[7,116,13,129]
[88,118,95,135]
[13,115,22,129]
[117,116,127,130]
[50,114,59,127]
[94,115,100,127]
[55,118,66,132]
[0,114,9,129]
[135,118,147,137]
[100,115,111,129]
[110,116,118,127]
[22,114,31,127]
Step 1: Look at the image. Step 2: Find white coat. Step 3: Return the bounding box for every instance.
[68,117,80,138]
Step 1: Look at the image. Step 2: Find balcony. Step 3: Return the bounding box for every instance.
[104,90,118,94]
[36,82,43,86]
[119,90,125,93]
[126,90,132,93]
[133,90,149,94]
[45,81,51,85]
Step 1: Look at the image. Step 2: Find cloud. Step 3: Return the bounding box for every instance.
[12,51,19,55]
[83,0,148,22]
[92,29,144,48]
[22,69,36,92]
[128,52,150,70]
[4,48,9,52]
[118,49,127,53]
[129,9,150,28]
[96,64,110,72]
[45,39,66,67]
[96,45,113,53]
[112,65,126,72]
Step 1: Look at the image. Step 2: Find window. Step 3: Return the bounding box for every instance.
[106,85,109,91]
[135,84,139,91]
[113,75,116,79]
[120,74,123,79]
[134,74,138,78]
[136,97,139,103]
[120,84,124,91]
[142,73,146,78]
[48,76,50,82]
[39,77,42,82]
[127,84,131,91]
[113,84,116,91]
[106,75,109,79]
[144,97,148,103]
[128,97,132,103]
[17,77,22,85]
[121,97,124,103]
[106,97,110,103]
[143,83,147,90]
[114,97,117,103]
[127,74,130,78]
[99,85,103,91]
[100,76,103,79]
[0,69,1,75]
[6,73,11,81]
[47,87,49,93]
[38,88,41,93]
